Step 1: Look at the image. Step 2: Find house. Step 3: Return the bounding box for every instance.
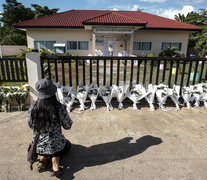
[14,10,202,56]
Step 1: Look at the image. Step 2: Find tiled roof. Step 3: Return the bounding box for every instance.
[13,10,202,31]
[83,12,146,25]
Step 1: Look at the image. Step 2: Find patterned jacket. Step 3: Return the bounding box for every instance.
[28,103,73,155]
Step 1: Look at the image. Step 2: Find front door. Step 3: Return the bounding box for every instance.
[104,41,116,56]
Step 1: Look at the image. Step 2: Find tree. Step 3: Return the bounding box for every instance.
[0,0,34,27]
[31,4,59,18]
[175,9,207,57]
[175,13,186,22]
[0,0,59,45]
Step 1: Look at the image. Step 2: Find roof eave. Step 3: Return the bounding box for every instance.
[140,27,202,32]
[13,25,85,29]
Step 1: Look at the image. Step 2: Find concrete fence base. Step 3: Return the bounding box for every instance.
[26,52,42,104]
[1,45,27,56]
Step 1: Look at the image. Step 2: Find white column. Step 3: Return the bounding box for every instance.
[26,52,42,103]
[92,32,96,56]
[129,33,134,56]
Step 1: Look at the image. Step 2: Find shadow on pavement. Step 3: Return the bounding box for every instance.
[59,135,162,179]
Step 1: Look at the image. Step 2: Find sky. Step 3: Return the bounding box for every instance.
[0,0,207,20]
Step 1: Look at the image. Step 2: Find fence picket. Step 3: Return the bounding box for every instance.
[117,59,120,86]
[174,60,180,85]
[55,59,58,82]
[110,58,113,86]
[186,60,192,86]
[149,60,153,84]
[156,60,160,85]
[199,61,205,83]
[97,59,99,87]
[143,60,147,84]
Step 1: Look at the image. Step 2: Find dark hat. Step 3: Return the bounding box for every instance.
[35,78,57,99]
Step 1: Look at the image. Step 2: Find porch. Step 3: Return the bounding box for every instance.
[90,27,136,56]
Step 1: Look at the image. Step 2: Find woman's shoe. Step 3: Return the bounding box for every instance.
[50,167,63,177]
[37,161,48,172]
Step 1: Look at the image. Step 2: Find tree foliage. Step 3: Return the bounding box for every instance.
[31,4,58,18]
[0,0,59,45]
[175,9,207,57]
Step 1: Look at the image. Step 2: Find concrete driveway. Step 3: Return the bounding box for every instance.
[0,106,207,180]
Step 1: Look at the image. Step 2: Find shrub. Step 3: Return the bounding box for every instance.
[16,48,34,58]
[159,46,182,57]
[39,48,55,56]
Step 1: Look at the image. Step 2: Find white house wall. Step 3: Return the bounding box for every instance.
[27,29,92,55]
[134,30,190,56]
[27,29,190,56]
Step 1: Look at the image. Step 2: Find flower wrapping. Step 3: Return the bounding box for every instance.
[168,85,180,110]
[182,86,192,108]
[114,85,129,110]
[100,85,116,111]
[63,86,76,112]
[127,84,149,109]
[56,86,76,112]
[144,84,156,111]
[77,85,89,111]
[88,84,100,110]
[191,83,207,108]
[155,84,169,110]
[190,84,203,107]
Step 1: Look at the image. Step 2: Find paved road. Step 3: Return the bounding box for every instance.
[0,106,207,180]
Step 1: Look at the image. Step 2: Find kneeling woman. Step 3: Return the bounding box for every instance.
[28,78,73,177]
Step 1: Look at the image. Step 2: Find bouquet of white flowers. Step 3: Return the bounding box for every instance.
[77,85,89,111]
[1,87,13,112]
[100,85,116,111]
[200,83,207,107]
[63,86,76,112]
[182,86,193,108]
[191,83,207,108]
[127,84,149,109]
[144,84,156,111]
[56,86,76,112]
[114,85,129,110]
[19,84,30,111]
[168,85,181,110]
[88,84,99,110]
[190,84,202,107]
[12,87,22,111]
[155,84,169,110]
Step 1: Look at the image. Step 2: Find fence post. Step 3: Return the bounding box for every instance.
[26,52,42,104]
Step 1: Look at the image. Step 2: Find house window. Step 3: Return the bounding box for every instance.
[161,42,182,51]
[78,41,89,50]
[34,41,56,51]
[67,41,89,50]
[133,42,152,51]
[67,41,77,50]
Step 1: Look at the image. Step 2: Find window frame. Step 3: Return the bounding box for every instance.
[133,42,152,51]
[161,42,182,51]
[67,40,89,50]
[34,40,56,51]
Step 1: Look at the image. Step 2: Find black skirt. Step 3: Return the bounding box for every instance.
[38,139,71,157]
